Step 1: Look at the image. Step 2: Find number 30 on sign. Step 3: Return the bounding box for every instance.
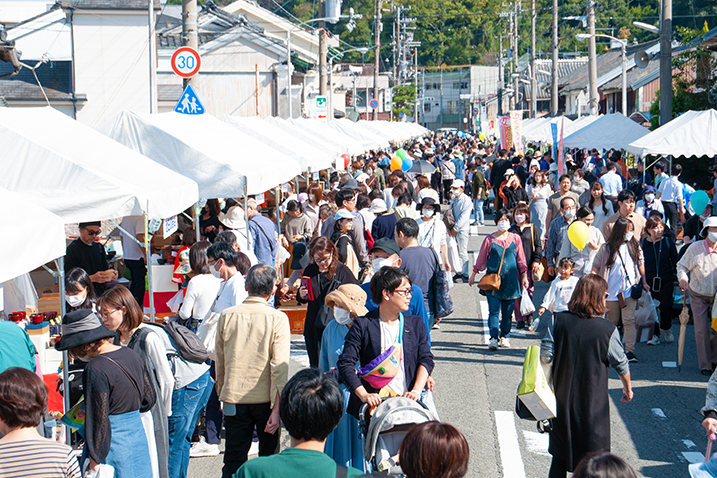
[171,47,201,78]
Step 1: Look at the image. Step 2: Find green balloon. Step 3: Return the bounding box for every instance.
[396,148,407,160]
[691,190,710,216]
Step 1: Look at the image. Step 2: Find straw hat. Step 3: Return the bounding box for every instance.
[325,284,368,318]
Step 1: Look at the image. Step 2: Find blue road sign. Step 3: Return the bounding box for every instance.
[175,84,205,115]
[369,98,379,109]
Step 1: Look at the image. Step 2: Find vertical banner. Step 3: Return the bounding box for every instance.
[557,117,565,176]
[509,111,524,153]
[499,116,512,151]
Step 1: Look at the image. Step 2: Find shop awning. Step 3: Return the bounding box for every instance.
[627,109,717,158]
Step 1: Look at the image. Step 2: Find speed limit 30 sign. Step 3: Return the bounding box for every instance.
[171,47,201,78]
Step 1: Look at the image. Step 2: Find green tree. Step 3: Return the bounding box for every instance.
[392,84,416,118]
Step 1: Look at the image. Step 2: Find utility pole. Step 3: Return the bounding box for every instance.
[551,0,558,115]
[182,0,198,89]
[659,0,672,125]
[414,47,419,123]
[587,0,598,115]
[392,5,399,83]
[148,0,157,113]
[373,0,381,120]
[530,0,536,118]
[513,0,519,112]
[509,13,515,110]
[498,32,504,116]
[319,30,328,96]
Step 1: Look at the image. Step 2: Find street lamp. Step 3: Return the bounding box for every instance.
[632,21,659,34]
[576,32,628,116]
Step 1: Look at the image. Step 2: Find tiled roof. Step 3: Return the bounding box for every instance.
[158,84,182,102]
[0,60,74,100]
[600,56,660,92]
[61,0,160,9]
[531,58,587,100]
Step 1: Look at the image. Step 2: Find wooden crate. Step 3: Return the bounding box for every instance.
[280,305,307,334]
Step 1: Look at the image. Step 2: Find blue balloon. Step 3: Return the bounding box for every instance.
[401,157,413,172]
[691,190,710,216]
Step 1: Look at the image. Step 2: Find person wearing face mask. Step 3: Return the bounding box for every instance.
[302,184,324,234]
[448,180,474,283]
[417,198,451,275]
[591,217,649,363]
[178,241,222,332]
[546,197,578,278]
[635,186,664,219]
[318,284,369,472]
[601,190,646,242]
[677,216,717,374]
[469,209,530,351]
[509,205,542,329]
[546,175,580,231]
[558,206,604,277]
[65,267,97,312]
[361,239,430,343]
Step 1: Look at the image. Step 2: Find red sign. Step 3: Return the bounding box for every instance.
[171,47,201,78]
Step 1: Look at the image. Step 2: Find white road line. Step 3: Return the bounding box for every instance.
[682,452,706,463]
[651,408,667,418]
[683,440,697,449]
[523,430,550,457]
[290,338,310,368]
[479,299,491,344]
[663,361,678,368]
[494,411,527,478]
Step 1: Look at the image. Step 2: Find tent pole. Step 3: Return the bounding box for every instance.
[193,202,200,239]
[144,210,155,322]
[57,256,70,445]
[244,195,250,251]
[275,186,281,234]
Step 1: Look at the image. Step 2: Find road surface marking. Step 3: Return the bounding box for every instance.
[682,452,705,463]
[479,299,490,344]
[663,361,677,368]
[523,430,550,456]
[651,408,667,418]
[290,338,310,368]
[683,440,696,449]
[494,411,527,478]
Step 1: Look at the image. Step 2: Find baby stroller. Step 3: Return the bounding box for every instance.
[359,397,439,475]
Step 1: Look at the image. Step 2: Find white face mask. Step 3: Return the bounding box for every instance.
[372,257,395,272]
[333,307,352,325]
[644,193,655,203]
[451,188,461,196]
[564,208,576,219]
[423,209,435,218]
[625,231,634,242]
[497,221,511,231]
[709,232,717,243]
[309,194,316,202]
[514,214,526,224]
[66,292,86,308]
[211,261,222,279]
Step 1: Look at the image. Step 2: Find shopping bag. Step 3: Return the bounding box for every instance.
[447,236,460,273]
[634,293,659,328]
[196,312,219,361]
[516,345,556,421]
[712,291,717,333]
[166,289,184,314]
[520,287,535,316]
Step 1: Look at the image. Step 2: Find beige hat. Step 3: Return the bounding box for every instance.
[370,198,388,214]
[218,205,246,230]
[247,198,258,209]
[325,284,369,318]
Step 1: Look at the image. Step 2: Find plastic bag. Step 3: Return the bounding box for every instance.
[520,287,535,316]
[276,244,291,266]
[634,293,659,328]
[166,289,184,314]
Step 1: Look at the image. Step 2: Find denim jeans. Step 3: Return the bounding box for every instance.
[486,294,514,339]
[473,199,484,224]
[168,370,211,478]
[456,230,470,277]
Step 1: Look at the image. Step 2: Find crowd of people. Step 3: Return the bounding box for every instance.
[3,128,717,478]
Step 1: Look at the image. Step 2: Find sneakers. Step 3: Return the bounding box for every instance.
[516,321,526,329]
[453,274,465,283]
[663,329,675,343]
[432,323,440,330]
[190,437,220,458]
[626,351,638,363]
[499,337,511,348]
[646,335,660,346]
[488,338,498,351]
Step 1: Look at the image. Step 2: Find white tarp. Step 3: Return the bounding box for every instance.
[0,188,66,284]
[523,116,574,143]
[0,107,199,222]
[223,116,334,171]
[563,115,600,136]
[563,113,650,150]
[264,117,348,157]
[627,109,717,158]
[291,118,369,155]
[350,120,399,145]
[100,111,248,199]
[327,119,389,150]
[114,112,301,196]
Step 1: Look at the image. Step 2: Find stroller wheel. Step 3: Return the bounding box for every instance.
[537,419,553,434]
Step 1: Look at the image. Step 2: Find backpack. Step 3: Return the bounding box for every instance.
[148,320,209,364]
[340,233,361,279]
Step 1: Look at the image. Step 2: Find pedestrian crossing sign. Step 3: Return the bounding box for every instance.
[175,84,205,115]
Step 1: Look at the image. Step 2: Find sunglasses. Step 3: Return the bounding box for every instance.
[86,229,101,236]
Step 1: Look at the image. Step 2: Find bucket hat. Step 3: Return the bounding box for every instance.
[325,284,369,318]
[54,309,116,352]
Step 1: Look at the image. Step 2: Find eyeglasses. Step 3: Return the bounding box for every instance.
[392,288,413,298]
[86,229,101,236]
[314,256,332,265]
[100,308,119,318]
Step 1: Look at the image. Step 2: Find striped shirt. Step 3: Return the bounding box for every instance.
[0,439,81,478]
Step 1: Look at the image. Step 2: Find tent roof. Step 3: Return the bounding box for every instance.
[0,107,198,222]
[290,118,369,155]
[562,113,650,150]
[0,188,66,283]
[627,109,717,158]
[326,120,389,150]
[523,116,574,143]
[562,114,601,136]
[264,117,349,157]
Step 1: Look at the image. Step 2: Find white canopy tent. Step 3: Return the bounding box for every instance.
[379,121,422,142]
[291,118,370,155]
[523,116,574,143]
[346,120,397,146]
[224,116,335,172]
[627,109,717,158]
[563,114,600,136]
[0,188,66,284]
[265,117,348,157]
[326,119,389,150]
[563,113,650,150]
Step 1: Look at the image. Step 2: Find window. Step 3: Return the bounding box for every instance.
[426,84,432,90]
[423,102,431,113]
[447,100,459,114]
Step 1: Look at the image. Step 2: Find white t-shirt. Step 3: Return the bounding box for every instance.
[606,244,637,301]
[213,272,248,313]
[120,215,145,261]
[179,273,223,321]
[541,276,579,313]
[381,320,406,396]
[417,217,448,264]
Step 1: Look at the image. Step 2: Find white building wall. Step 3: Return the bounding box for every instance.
[72,10,151,127]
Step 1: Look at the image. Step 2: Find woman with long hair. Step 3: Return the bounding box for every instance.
[297,236,359,367]
[65,267,97,313]
[416,175,440,203]
[200,199,222,243]
[528,170,552,240]
[178,241,222,332]
[591,217,649,363]
[509,204,542,328]
[98,286,173,478]
[588,181,615,231]
[541,274,633,478]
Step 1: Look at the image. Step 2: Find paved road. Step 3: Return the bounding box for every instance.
[189,224,714,478]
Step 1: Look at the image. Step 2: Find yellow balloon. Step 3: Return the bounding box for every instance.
[568,221,590,250]
[390,156,403,171]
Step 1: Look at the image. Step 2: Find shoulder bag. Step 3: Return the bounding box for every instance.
[477,239,508,291]
[618,249,643,301]
[314,274,342,332]
[529,224,545,281]
[429,247,455,318]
